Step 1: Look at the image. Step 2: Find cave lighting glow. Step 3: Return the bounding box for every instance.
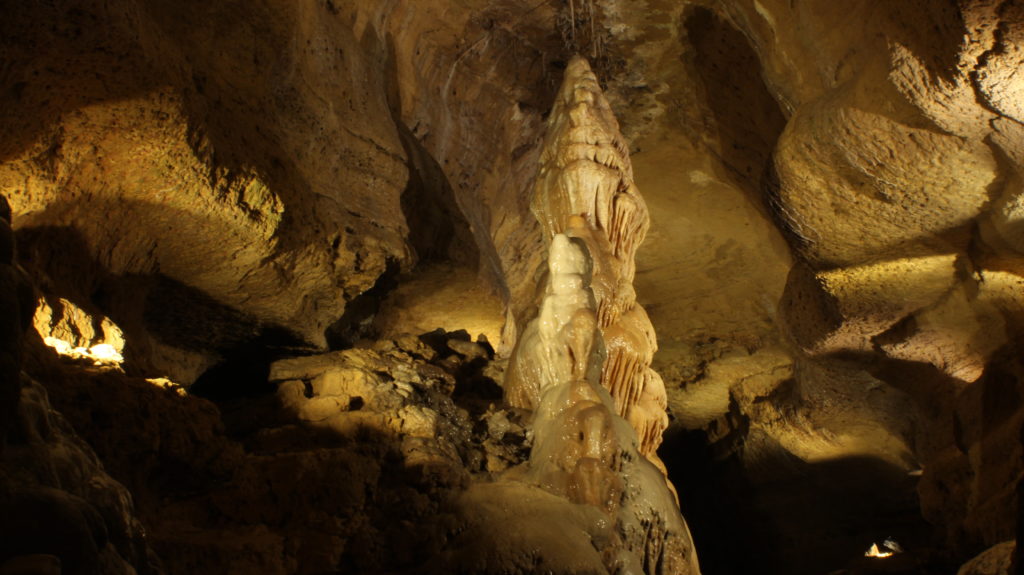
[864,538,903,559]
[864,543,894,558]
[147,377,188,396]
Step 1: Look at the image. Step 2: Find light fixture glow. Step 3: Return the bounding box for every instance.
[865,538,903,559]
[865,543,893,558]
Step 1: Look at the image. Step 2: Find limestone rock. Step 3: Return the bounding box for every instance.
[982,172,1024,255]
[957,541,1015,575]
[781,256,958,355]
[429,481,612,574]
[877,284,1006,383]
[511,233,700,574]
[914,348,1024,552]
[1,0,417,382]
[773,94,997,268]
[4,1,1024,573]
[372,263,505,347]
[37,334,533,573]
[0,377,158,574]
[511,55,669,461]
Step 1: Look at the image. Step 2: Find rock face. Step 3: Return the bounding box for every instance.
[722,0,1024,561]
[957,541,1015,575]
[0,207,157,574]
[31,324,698,574]
[0,377,157,575]
[0,0,552,382]
[0,0,416,383]
[34,334,509,574]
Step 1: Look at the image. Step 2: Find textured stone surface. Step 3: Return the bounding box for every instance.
[37,337,500,573]
[707,1,1024,567]
[372,263,505,346]
[958,541,1015,575]
[505,229,700,573]
[0,377,158,574]
[37,331,701,574]
[508,56,670,463]
[780,256,959,355]
[772,97,997,267]
[0,0,556,382]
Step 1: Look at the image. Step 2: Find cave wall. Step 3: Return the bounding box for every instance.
[0,0,559,381]
[720,0,1024,556]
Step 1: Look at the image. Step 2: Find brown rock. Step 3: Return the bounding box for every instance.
[958,541,1015,575]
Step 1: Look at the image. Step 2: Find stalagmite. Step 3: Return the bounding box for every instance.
[516,229,699,574]
[504,56,700,574]
[508,55,666,459]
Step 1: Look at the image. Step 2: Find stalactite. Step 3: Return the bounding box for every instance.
[519,55,667,461]
[503,54,700,575]
[610,185,649,260]
[628,369,670,458]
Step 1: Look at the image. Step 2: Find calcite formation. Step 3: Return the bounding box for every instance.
[519,233,616,510]
[508,56,669,466]
[503,56,699,574]
[513,230,701,574]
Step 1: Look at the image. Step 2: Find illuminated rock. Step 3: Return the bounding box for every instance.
[512,55,667,460]
[515,233,701,574]
[956,541,1015,575]
[502,62,695,571]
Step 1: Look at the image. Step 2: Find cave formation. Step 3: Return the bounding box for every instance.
[2,1,1024,574]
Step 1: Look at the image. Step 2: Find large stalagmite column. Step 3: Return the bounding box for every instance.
[507,55,669,470]
[503,56,700,574]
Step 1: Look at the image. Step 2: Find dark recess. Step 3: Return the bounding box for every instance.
[323,258,401,350]
[682,6,786,214]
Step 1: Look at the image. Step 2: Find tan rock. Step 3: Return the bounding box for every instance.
[297,397,347,423]
[514,55,669,460]
[774,99,997,267]
[311,367,376,400]
[957,541,1015,575]
[781,255,958,354]
[878,283,1006,383]
[373,263,504,347]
